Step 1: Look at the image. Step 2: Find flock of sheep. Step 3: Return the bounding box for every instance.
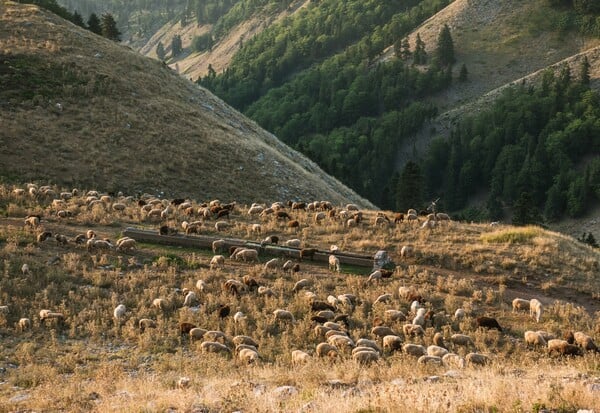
[4,183,599,377]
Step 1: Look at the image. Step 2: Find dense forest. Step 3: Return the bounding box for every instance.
[414,63,600,223]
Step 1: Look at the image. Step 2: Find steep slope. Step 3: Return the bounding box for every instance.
[138,0,310,81]
[0,1,374,207]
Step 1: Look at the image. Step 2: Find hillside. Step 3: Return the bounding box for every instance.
[0,184,599,411]
[0,1,374,208]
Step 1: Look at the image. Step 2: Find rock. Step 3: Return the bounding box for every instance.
[272,385,298,398]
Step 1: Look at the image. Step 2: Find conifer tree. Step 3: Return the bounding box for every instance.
[72,10,85,28]
[87,13,101,35]
[171,35,183,58]
[458,63,468,82]
[101,13,121,42]
[435,24,455,68]
[413,33,427,65]
[156,41,166,60]
[579,56,590,85]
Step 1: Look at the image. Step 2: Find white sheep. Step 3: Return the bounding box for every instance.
[113,304,126,324]
[233,311,247,324]
[247,205,264,215]
[450,333,474,349]
[402,343,426,357]
[183,291,197,307]
[18,317,31,331]
[238,347,260,364]
[400,245,414,258]
[442,353,465,369]
[284,239,302,248]
[196,279,207,292]
[382,335,403,353]
[465,352,489,366]
[353,349,380,364]
[410,300,423,314]
[328,255,340,272]
[264,258,280,272]
[291,350,312,365]
[529,298,543,322]
[250,223,262,235]
[189,328,208,341]
[403,324,425,337]
[315,342,339,359]
[152,298,169,311]
[39,309,65,324]
[200,341,231,355]
[427,345,449,358]
[234,249,259,263]
[524,331,547,348]
[367,270,382,282]
[512,298,530,313]
[573,331,599,352]
[214,221,229,231]
[385,309,406,323]
[116,237,136,253]
[273,309,295,323]
[374,293,392,305]
[21,264,30,275]
[412,308,427,326]
[210,255,225,269]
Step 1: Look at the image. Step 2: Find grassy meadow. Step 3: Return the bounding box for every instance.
[0,183,598,412]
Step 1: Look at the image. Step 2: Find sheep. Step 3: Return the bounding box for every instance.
[424,344,448,358]
[210,255,225,269]
[214,221,229,231]
[21,264,30,275]
[152,298,170,311]
[573,331,599,352]
[454,308,466,320]
[316,342,339,359]
[115,237,136,253]
[284,239,302,248]
[417,355,442,366]
[200,341,231,355]
[373,293,392,305]
[292,279,311,293]
[212,239,226,254]
[189,328,208,341]
[442,353,466,369]
[223,279,246,296]
[183,291,198,307]
[450,333,474,349]
[353,349,380,364]
[233,311,247,324]
[382,335,403,353]
[233,335,259,349]
[403,343,427,357]
[384,309,406,323]
[410,300,424,314]
[196,279,207,292]
[24,215,41,229]
[177,377,191,390]
[138,318,157,333]
[39,309,65,324]
[299,248,317,261]
[87,238,113,252]
[465,353,490,366]
[261,235,279,246]
[524,331,547,348]
[371,326,396,339]
[238,348,260,364]
[203,330,229,344]
[113,304,127,324]
[529,298,543,323]
[323,321,344,331]
[403,324,425,337]
[242,275,259,291]
[476,316,502,331]
[412,308,428,327]
[179,322,197,335]
[511,298,530,313]
[291,350,312,365]
[18,318,31,331]
[355,339,381,353]
[264,258,280,272]
[328,255,340,272]
[316,310,335,320]
[273,309,295,323]
[37,231,53,243]
[328,334,355,351]
[234,249,259,263]
[311,300,336,312]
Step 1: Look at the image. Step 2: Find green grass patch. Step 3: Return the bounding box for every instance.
[481,226,544,244]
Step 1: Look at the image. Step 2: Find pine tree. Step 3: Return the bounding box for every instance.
[579,56,590,85]
[512,192,542,226]
[435,24,455,68]
[413,33,426,65]
[101,13,121,42]
[156,41,166,61]
[171,35,183,58]
[400,37,411,60]
[87,13,102,35]
[396,161,423,212]
[72,11,85,28]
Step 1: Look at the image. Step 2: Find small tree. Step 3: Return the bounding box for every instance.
[458,63,468,82]
[171,35,183,58]
[512,191,542,226]
[396,161,423,212]
[579,56,590,85]
[72,10,86,28]
[434,24,455,68]
[156,41,166,60]
[87,13,102,35]
[413,33,427,65]
[101,13,121,42]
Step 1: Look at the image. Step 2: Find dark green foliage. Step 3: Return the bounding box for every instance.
[171,35,183,58]
[420,66,600,220]
[578,232,599,248]
[434,24,455,68]
[87,13,102,35]
[192,33,214,53]
[512,192,543,226]
[156,41,166,61]
[71,10,86,28]
[459,63,468,82]
[396,161,423,211]
[101,13,121,42]
[413,33,427,65]
[579,56,590,85]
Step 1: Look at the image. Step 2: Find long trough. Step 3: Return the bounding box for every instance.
[122,227,375,267]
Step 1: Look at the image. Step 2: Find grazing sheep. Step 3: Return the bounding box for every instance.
[512,298,530,313]
[138,318,157,333]
[373,293,393,305]
[524,331,547,348]
[273,309,295,323]
[86,238,113,252]
[402,343,427,357]
[328,255,340,272]
[450,333,474,349]
[203,330,229,344]
[261,235,279,246]
[210,255,225,269]
[39,309,65,324]
[529,298,543,323]
[238,348,260,364]
[177,377,191,389]
[454,308,466,320]
[37,231,53,243]
[371,326,396,339]
[400,245,414,258]
[382,335,403,353]
[223,279,246,296]
[316,342,339,359]
[212,239,226,254]
[573,331,599,352]
[24,215,40,229]
[189,328,208,341]
[214,221,229,231]
[200,341,231,356]
[242,275,259,291]
[427,345,449,358]
[385,310,406,323]
[299,248,318,261]
[18,318,31,331]
[465,352,490,366]
[292,279,311,293]
[21,264,30,275]
[310,300,335,312]
[115,237,136,252]
[353,349,380,364]
[234,249,259,263]
[233,311,247,324]
[196,279,207,292]
[412,308,428,327]
[287,220,300,231]
[328,334,355,351]
[233,335,259,349]
[403,324,425,337]
[442,353,465,369]
[113,304,127,324]
[264,258,280,272]
[476,316,503,331]
[180,322,197,335]
[417,355,442,366]
[291,350,312,365]
[284,239,302,248]
[316,310,335,321]
[250,223,262,235]
[433,332,446,348]
[152,298,170,311]
[183,291,198,307]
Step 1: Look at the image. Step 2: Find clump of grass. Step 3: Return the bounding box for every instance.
[481,226,544,244]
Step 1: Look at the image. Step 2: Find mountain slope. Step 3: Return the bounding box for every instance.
[0,1,374,207]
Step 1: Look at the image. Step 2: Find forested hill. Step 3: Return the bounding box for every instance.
[51,0,600,236]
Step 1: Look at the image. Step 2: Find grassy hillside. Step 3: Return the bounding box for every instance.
[0,1,374,208]
[0,183,598,411]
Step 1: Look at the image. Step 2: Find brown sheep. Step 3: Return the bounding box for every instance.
[299,248,318,261]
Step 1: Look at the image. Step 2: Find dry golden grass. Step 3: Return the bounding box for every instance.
[0,183,599,412]
[0,1,373,209]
